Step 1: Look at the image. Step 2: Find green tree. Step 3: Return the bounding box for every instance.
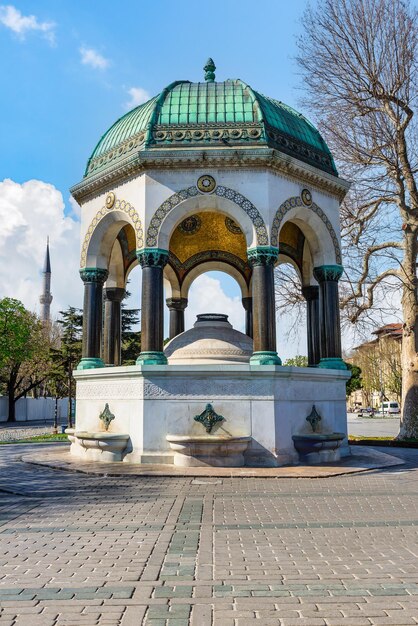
[0,298,52,422]
[121,291,141,365]
[121,330,141,365]
[345,363,362,398]
[51,307,83,428]
[283,355,308,367]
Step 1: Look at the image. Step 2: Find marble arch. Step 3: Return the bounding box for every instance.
[145,185,269,250]
[180,260,249,300]
[80,199,144,269]
[276,254,302,281]
[271,196,342,265]
[106,238,125,289]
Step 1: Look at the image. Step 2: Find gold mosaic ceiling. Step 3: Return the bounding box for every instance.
[169,212,247,263]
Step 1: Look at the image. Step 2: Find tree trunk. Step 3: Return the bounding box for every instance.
[399,227,418,438]
[68,363,73,429]
[7,378,16,422]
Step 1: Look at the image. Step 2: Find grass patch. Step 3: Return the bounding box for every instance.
[349,435,418,448]
[349,435,393,441]
[0,433,68,445]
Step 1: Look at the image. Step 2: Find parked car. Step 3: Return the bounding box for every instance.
[381,401,400,414]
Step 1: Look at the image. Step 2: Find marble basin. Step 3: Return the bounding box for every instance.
[166,435,251,467]
[292,432,346,465]
[66,429,130,462]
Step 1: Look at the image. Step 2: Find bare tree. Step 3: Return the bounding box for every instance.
[297,0,418,437]
[274,263,306,339]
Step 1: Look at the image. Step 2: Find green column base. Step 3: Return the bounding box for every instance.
[77,357,105,370]
[250,351,282,366]
[318,357,347,370]
[136,351,168,365]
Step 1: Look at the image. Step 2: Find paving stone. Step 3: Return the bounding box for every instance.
[1,445,418,624]
[368,618,417,625]
[325,617,372,626]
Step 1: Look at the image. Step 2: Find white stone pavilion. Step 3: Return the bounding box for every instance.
[69,60,351,466]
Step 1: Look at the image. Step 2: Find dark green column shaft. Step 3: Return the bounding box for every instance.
[242,297,253,338]
[103,287,125,365]
[253,264,276,351]
[313,265,346,370]
[166,298,188,339]
[136,249,169,365]
[248,247,281,365]
[78,268,108,370]
[302,285,320,367]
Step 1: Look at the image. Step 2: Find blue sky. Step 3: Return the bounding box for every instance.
[0,0,315,358]
[0,0,307,198]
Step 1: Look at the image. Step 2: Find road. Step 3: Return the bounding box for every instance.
[347,412,401,438]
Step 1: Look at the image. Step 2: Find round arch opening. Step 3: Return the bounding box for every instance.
[274,259,307,364]
[184,270,245,334]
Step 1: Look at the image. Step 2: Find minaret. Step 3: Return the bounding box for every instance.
[39,238,53,323]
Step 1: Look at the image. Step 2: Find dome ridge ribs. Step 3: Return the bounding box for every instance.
[145,80,191,148]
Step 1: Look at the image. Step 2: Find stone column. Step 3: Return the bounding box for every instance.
[166,298,188,339]
[136,249,169,365]
[313,264,346,370]
[247,247,281,365]
[242,297,253,338]
[78,268,108,370]
[302,285,320,367]
[103,287,125,366]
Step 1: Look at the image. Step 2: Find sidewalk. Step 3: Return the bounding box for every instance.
[0,444,417,625]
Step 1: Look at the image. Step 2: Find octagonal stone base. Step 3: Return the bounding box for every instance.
[166,435,251,467]
[73,363,350,466]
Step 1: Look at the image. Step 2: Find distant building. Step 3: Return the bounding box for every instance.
[348,323,402,409]
[39,238,53,323]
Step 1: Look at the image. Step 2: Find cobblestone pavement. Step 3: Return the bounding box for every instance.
[1,445,418,625]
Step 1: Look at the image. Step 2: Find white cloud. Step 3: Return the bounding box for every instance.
[79,46,109,70]
[276,310,307,362]
[184,273,309,360]
[185,274,245,332]
[68,195,81,220]
[0,179,82,318]
[0,5,55,44]
[125,86,151,109]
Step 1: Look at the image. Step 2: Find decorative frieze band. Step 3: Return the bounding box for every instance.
[152,123,263,145]
[247,246,279,267]
[313,264,344,283]
[136,248,169,268]
[76,378,274,400]
[79,267,109,284]
[169,249,249,275]
[145,184,268,247]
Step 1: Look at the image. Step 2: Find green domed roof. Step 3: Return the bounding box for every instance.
[86,78,337,178]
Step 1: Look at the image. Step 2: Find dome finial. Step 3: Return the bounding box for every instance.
[204,58,216,82]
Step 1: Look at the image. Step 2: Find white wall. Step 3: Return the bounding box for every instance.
[0,397,69,423]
